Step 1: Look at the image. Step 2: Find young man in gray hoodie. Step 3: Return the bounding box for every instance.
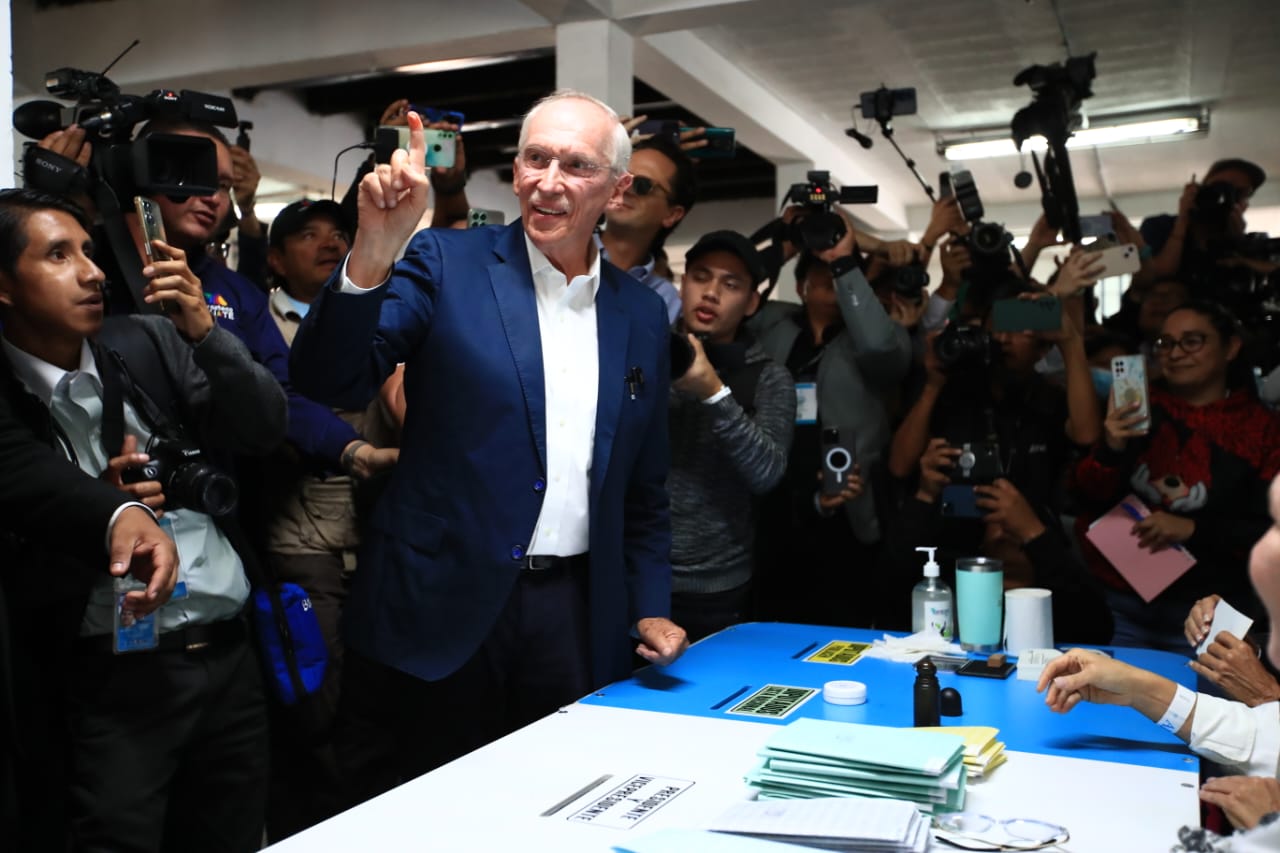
[669,231,795,641]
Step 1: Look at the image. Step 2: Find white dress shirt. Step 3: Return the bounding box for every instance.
[2,337,248,635]
[339,233,601,557]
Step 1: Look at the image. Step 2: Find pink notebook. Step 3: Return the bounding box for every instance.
[1085,495,1197,602]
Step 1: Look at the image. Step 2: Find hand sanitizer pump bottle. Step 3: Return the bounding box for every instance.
[911,546,953,640]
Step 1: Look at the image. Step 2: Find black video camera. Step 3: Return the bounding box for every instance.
[783,170,878,252]
[1011,53,1096,245]
[121,435,238,518]
[17,68,237,201]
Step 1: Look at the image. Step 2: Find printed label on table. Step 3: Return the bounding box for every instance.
[566,774,693,829]
[725,684,817,719]
[805,640,871,665]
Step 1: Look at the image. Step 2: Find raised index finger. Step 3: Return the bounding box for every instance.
[405,111,426,174]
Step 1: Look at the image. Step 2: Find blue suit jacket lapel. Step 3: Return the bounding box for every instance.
[489,222,547,472]
[592,269,629,502]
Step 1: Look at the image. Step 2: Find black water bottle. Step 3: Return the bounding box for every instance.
[914,656,941,727]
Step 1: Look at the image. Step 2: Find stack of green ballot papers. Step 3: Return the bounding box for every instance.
[707,795,930,852]
[915,726,1006,779]
[746,718,966,814]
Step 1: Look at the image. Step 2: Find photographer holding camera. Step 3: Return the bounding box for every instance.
[1137,159,1274,298]
[668,232,794,641]
[750,204,913,628]
[0,188,286,851]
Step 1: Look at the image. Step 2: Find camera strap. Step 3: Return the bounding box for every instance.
[94,317,183,461]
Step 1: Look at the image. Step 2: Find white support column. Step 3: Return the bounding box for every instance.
[555,20,634,117]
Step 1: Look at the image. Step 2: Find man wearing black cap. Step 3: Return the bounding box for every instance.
[262,198,398,839]
[668,231,795,641]
[1138,158,1272,300]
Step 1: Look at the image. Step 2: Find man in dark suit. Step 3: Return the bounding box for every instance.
[292,91,687,802]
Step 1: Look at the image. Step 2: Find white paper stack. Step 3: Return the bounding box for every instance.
[745,719,967,814]
[707,796,929,852]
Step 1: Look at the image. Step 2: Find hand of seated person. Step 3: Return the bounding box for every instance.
[1037,648,1150,712]
[102,434,167,517]
[142,240,215,343]
[1199,775,1280,831]
[915,438,960,503]
[1132,510,1195,553]
[1103,393,1146,451]
[1190,632,1280,708]
[974,478,1046,545]
[816,466,864,513]
[1185,594,1222,647]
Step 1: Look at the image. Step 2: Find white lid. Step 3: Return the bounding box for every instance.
[823,680,867,705]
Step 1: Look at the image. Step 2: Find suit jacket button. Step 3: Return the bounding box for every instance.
[511,545,525,561]
[533,478,546,493]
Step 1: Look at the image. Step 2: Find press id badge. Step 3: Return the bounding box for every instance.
[795,382,818,424]
[113,575,157,653]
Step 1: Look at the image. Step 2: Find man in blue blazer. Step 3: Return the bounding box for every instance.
[291,91,687,802]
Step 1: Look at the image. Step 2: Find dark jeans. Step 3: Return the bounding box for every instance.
[333,564,591,810]
[66,636,268,853]
[672,582,752,644]
[1105,587,1195,656]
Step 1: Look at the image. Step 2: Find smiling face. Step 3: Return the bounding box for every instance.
[0,209,105,364]
[268,213,350,301]
[608,147,684,238]
[681,249,760,343]
[513,97,630,271]
[1157,307,1239,396]
[152,130,234,251]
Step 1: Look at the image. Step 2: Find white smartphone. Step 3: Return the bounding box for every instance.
[1094,242,1141,277]
[1111,355,1151,433]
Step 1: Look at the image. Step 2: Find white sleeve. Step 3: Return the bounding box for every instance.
[921,291,953,333]
[1188,695,1280,777]
[337,255,389,294]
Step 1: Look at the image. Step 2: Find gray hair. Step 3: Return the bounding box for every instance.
[517,89,632,174]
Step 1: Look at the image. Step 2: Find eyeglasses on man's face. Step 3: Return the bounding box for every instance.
[627,175,673,201]
[1153,331,1210,355]
[518,146,608,180]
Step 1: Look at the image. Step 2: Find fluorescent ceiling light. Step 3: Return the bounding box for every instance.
[939,111,1207,161]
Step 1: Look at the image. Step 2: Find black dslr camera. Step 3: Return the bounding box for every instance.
[783,170,878,252]
[933,324,1000,375]
[950,171,1015,282]
[1192,181,1245,229]
[122,435,238,518]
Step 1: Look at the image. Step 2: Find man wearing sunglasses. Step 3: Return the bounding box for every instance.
[291,91,687,806]
[598,136,697,324]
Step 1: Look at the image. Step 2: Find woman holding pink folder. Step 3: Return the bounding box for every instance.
[1073,300,1280,651]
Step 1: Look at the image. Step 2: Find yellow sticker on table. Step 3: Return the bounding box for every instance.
[805,641,871,665]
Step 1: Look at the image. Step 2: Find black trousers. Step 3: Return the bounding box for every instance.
[65,636,268,853]
[333,565,591,809]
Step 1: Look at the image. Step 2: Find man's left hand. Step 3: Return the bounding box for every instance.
[974,478,1046,545]
[672,334,723,399]
[1190,633,1280,707]
[142,241,214,343]
[635,617,688,665]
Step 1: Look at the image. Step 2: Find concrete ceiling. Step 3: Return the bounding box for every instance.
[9,0,1280,234]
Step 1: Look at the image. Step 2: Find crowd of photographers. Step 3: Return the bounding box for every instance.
[1,82,1279,850]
